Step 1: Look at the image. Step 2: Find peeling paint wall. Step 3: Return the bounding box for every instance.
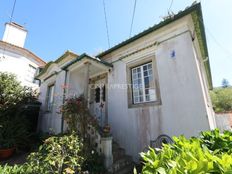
[106,18,215,161]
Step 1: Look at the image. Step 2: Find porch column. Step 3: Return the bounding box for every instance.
[84,62,90,100]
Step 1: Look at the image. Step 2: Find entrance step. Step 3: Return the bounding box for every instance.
[108,141,135,174]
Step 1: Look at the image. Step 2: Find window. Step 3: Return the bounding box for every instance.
[131,62,156,104]
[25,64,37,83]
[47,84,55,111]
[95,87,100,103]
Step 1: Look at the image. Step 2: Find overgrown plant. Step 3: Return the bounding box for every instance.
[60,95,98,139]
[140,129,232,174]
[0,72,37,117]
[27,133,84,174]
[0,72,38,150]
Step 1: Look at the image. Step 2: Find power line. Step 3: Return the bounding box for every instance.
[168,0,173,12]
[129,0,137,37]
[102,0,110,48]
[10,0,17,22]
[1,0,17,60]
[198,17,232,60]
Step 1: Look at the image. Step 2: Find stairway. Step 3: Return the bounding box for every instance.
[108,141,135,174]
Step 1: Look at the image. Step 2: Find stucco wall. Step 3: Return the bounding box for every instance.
[38,65,64,133]
[38,66,87,133]
[37,15,215,162]
[107,28,214,161]
[0,48,40,88]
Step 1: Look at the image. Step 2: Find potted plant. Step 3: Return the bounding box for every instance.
[103,124,110,133]
[0,116,30,159]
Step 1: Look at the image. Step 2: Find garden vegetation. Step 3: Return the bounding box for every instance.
[140,129,232,174]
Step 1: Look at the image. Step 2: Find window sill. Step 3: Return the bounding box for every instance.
[128,100,162,108]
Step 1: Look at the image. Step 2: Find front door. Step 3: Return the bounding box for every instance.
[91,78,106,127]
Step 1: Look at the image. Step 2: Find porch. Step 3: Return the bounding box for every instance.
[62,54,114,168]
[62,53,113,128]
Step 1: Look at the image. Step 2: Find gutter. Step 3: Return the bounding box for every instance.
[61,69,68,133]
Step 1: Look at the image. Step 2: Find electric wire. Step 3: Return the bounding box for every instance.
[102,0,110,48]
[168,0,173,12]
[10,0,17,22]
[198,17,232,60]
[129,0,137,38]
[1,0,17,60]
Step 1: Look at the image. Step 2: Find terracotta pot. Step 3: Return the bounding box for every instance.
[0,147,15,160]
[103,125,111,133]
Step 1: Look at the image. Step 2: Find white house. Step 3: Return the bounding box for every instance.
[0,22,46,88]
[36,3,216,162]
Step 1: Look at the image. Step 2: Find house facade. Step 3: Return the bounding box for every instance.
[37,3,216,161]
[0,22,46,88]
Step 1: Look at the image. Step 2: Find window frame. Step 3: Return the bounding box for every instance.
[127,55,161,108]
[25,64,37,83]
[46,84,55,112]
[131,62,156,104]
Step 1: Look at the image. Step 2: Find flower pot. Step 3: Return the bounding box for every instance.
[0,147,15,160]
[103,125,111,133]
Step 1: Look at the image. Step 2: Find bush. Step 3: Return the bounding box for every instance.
[210,87,232,113]
[0,133,105,174]
[0,164,30,174]
[200,129,232,154]
[26,133,84,174]
[0,72,37,116]
[0,72,38,150]
[140,129,232,174]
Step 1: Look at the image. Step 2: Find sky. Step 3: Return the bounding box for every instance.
[0,0,231,87]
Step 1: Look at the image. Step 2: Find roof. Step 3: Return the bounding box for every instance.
[0,40,46,66]
[62,53,113,70]
[5,22,27,32]
[36,50,78,78]
[97,2,212,89]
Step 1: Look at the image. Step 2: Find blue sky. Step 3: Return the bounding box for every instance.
[0,0,231,87]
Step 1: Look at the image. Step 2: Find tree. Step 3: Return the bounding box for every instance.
[221,78,230,88]
[0,72,37,117]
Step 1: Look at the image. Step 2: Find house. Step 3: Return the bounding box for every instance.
[0,22,46,88]
[36,3,216,161]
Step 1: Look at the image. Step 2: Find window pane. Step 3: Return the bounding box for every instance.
[144,77,149,88]
[139,96,143,102]
[131,62,156,104]
[143,65,147,71]
[149,89,156,101]
[144,71,148,77]
[47,85,54,111]
[95,87,100,103]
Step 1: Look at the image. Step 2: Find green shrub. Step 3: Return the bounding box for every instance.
[26,133,84,174]
[0,72,38,150]
[82,149,106,173]
[0,164,29,174]
[210,87,232,113]
[200,129,232,154]
[140,130,232,174]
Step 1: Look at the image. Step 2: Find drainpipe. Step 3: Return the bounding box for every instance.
[84,62,90,100]
[61,69,68,133]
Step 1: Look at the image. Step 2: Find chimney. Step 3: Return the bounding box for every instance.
[2,22,27,48]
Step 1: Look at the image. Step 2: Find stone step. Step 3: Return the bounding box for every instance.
[110,155,133,173]
[113,147,125,161]
[112,141,120,150]
[115,163,135,174]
